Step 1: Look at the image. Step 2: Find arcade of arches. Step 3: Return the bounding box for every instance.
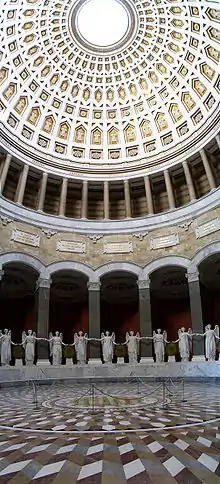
[1,252,220,359]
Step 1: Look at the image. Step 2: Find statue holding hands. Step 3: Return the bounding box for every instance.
[152,329,167,363]
[74,331,88,364]
[196,325,219,361]
[100,331,115,363]
[174,327,191,362]
[48,331,64,365]
[125,331,140,363]
[0,329,11,366]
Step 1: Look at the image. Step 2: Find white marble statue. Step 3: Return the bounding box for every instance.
[196,325,219,361]
[188,328,193,356]
[125,331,140,363]
[100,331,115,363]
[48,332,63,365]
[174,327,191,362]
[152,329,167,363]
[0,329,11,365]
[22,330,37,365]
[74,331,88,364]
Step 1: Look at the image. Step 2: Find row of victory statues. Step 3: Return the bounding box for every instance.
[0,326,219,366]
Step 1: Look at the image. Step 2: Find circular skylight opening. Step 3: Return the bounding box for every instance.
[77,0,129,47]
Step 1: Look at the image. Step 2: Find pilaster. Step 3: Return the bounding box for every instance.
[187,269,204,357]
[87,281,101,359]
[138,278,152,357]
[36,277,52,361]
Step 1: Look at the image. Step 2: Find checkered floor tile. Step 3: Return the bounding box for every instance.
[0,381,219,482]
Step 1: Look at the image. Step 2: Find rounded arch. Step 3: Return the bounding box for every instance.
[144,255,190,278]
[94,261,144,281]
[46,260,94,280]
[192,241,220,268]
[0,251,45,274]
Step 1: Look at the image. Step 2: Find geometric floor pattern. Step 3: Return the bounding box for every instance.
[0,424,220,482]
[1,381,220,432]
[0,381,220,482]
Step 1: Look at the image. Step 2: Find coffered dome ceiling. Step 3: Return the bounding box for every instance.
[0,0,219,177]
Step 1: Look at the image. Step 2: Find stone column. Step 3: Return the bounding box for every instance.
[182,161,196,201]
[187,269,204,358]
[81,180,88,218]
[200,148,216,190]
[59,177,68,216]
[36,277,51,361]
[138,279,152,358]
[0,154,11,193]
[104,181,109,219]
[164,169,175,209]
[87,282,101,361]
[144,175,154,214]
[215,134,220,150]
[16,164,29,204]
[38,172,48,211]
[124,180,131,218]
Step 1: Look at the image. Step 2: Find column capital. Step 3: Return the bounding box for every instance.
[186,270,199,283]
[36,277,52,289]
[137,279,150,289]
[87,281,101,291]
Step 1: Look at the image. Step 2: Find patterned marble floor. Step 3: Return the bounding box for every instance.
[0,381,220,482]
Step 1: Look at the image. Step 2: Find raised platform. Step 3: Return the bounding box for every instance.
[0,362,220,384]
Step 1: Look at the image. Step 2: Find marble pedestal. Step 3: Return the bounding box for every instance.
[140,357,153,364]
[0,362,220,384]
[88,359,102,365]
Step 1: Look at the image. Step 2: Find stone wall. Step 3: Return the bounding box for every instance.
[1,205,220,268]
